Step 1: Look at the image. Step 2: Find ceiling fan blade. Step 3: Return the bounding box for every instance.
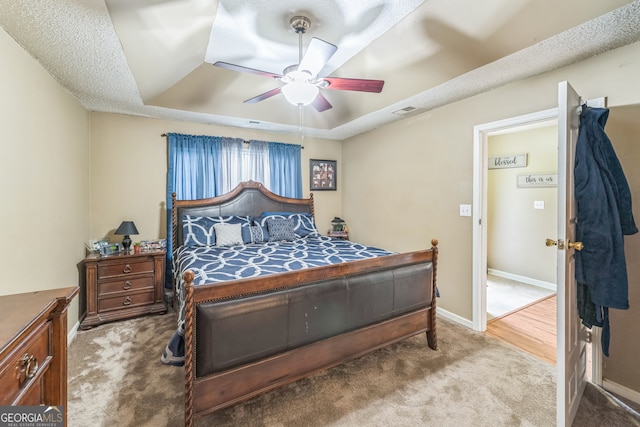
[321,77,384,93]
[298,38,337,77]
[311,93,332,112]
[244,87,282,104]
[214,61,282,79]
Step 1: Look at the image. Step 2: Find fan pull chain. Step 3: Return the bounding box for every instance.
[299,105,305,143]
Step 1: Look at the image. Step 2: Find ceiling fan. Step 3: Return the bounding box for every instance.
[213,16,384,112]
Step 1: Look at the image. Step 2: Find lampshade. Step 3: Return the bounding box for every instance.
[115,221,138,252]
[281,82,319,106]
[115,221,139,236]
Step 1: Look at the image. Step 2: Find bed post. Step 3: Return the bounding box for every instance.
[309,192,315,219]
[427,239,438,350]
[183,271,195,427]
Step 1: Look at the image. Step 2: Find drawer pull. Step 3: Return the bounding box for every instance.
[123,264,132,273]
[123,281,132,290]
[123,296,132,306]
[20,353,39,379]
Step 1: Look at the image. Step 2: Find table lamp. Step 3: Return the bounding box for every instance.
[115,221,139,251]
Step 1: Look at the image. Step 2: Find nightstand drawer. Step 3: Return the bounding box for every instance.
[98,259,154,279]
[98,290,155,312]
[99,276,154,295]
[0,321,51,405]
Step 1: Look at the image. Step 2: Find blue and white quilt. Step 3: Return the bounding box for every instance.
[161,235,394,366]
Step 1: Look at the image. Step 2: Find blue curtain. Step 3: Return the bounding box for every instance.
[266,141,302,198]
[165,133,242,288]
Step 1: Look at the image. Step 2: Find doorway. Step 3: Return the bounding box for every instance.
[485,125,558,322]
[472,108,559,332]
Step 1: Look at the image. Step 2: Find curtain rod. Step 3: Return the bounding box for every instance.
[160,133,303,148]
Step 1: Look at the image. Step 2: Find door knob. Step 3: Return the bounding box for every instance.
[568,240,584,251]
[545,238,557,247]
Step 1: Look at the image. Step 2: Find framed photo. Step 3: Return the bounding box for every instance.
[310,159,337,191]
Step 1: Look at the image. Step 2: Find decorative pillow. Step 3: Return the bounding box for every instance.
[266,217,297,242]
[288,213,319,238]
[259,212,319,239]
[213,223,243,246]
[260,212,296,217]
[249,225,265,244]
[253,215,272,242]
[182,215,250,246]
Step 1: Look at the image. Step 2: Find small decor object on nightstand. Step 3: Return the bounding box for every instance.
[328,217,349,240]
[115,221,139,252]
[331,217,346,232]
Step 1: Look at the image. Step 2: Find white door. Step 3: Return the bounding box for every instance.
[556,81,587,426]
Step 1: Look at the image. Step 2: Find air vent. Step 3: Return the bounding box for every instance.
[392,106,417,115]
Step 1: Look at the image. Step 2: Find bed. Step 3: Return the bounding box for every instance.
[165,181,439,426]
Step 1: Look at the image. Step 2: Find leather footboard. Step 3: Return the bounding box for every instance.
[195,262,433,377]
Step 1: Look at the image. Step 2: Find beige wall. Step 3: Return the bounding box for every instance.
[487,126,557,284]
[0,28,90,329]
[89,113,342,245]
[342,40,640,322]
[601,104,640,393]
[3,19,639,395]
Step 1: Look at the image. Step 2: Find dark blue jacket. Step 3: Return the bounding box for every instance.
[574,106,637,356]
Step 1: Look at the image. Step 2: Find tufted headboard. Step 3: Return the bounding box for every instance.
[172,181,314,251]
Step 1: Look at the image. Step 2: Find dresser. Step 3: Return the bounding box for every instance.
[0,286,78,422]
[81,251,166,329]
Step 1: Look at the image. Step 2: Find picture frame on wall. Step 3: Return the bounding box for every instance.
[310,159,337,191]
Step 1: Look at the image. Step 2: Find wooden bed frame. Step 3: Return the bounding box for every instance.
[172,181,438,426]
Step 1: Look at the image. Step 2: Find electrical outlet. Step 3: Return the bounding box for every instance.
[534,200,545,210]
[459,204,472,217]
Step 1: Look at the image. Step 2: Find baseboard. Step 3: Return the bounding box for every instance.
[437,308,473,329]
[487,268,557,292]
[68,320,80,346]
[603,378,640,406]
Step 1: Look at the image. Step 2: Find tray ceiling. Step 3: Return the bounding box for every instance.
[1,0,639,140]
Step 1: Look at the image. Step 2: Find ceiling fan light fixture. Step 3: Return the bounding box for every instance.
[281,82,319,106]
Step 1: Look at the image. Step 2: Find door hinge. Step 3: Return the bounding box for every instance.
[581,329,592,343]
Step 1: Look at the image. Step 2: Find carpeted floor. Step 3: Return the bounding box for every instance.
[68,310,561,426]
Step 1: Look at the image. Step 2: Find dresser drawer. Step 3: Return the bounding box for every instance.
[98,259,154,279]
[99,276,154,295]
[14,378,43,405]
[98,290,155,312]
[0,321,51,405]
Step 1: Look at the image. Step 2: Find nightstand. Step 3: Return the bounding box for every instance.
[327,231,349,240]
[81,251,166,329]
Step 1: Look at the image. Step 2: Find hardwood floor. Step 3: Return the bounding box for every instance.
[485,294,557,365]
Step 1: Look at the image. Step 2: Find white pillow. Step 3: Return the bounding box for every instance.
[213,223,243,246]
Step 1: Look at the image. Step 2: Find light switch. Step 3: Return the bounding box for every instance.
[534,200,545,210]
[460,204,472,217]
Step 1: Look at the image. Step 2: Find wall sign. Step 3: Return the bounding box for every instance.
[517,174,557,188]
[488,154,527,169]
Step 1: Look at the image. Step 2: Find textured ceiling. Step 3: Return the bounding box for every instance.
[1,0,639,140]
